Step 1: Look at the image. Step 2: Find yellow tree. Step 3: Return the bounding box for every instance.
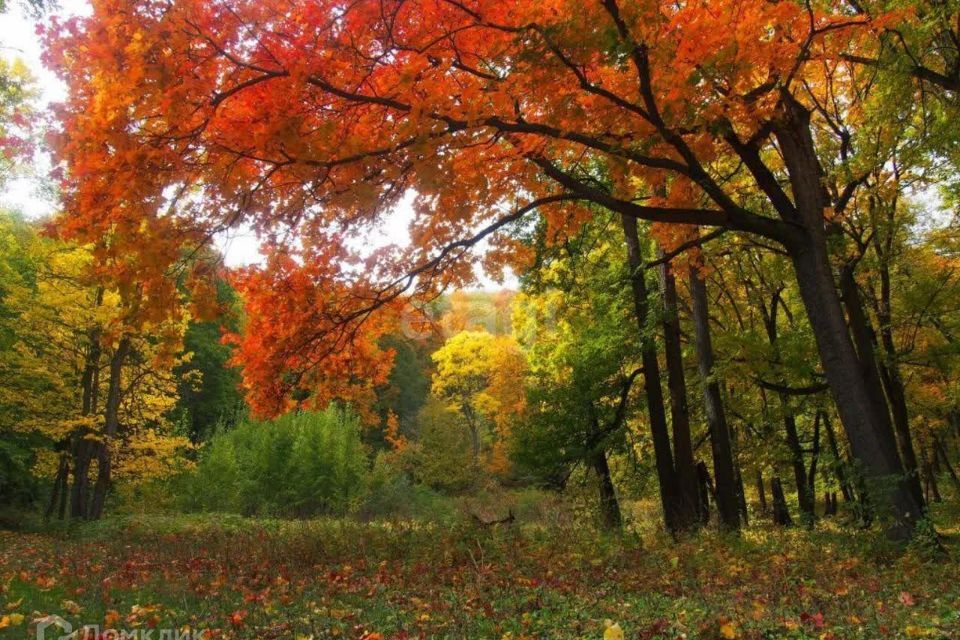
[430,330,525,468]
[0,211,192,519]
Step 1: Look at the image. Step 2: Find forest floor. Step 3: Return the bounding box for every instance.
[1,504,959,640]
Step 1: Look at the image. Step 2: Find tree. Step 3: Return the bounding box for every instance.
[48,0,938,536]
[512,226,641,530]
[430,330,525,467]
[0,211,192,519]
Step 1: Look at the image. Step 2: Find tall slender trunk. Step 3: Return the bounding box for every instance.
[782,404,815,522]
[657,254,701,529]
[807,412,822,520]
[89,337,130,520]
[921,445,942,504]
[621,215,683,532]
[688,262,740,529]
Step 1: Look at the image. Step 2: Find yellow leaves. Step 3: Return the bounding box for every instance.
[904,625,940,637]
[602,619,624,640]
[719,620,738,638]
[0,613,25,629]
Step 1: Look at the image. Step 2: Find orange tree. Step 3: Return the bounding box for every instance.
[46,0,924,536]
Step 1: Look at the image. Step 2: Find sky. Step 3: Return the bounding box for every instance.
[0,0,511,283]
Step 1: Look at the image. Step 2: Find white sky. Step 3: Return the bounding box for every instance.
[0,1,513,286]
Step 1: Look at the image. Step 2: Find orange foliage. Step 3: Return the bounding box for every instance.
[45,0,891,411]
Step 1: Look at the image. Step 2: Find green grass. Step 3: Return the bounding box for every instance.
[1,503,959,639]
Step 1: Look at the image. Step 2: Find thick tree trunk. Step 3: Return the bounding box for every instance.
[621,215,683,532]
[657,255,701,530]
[688,264,740,529]
[592,449,623,530]
[775,95,922,540]
[89,337,130,520]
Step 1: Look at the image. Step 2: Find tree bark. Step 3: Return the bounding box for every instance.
[839,266,925,511]
[782,403,815,523]
[89,337,130,520]
[44,454,69,522]
[771,476,793,526]
[774,95,923,539]
[657,254,701,530]
[688,263,740,529]
[756,470,768,512]
[621,215,683,532]
[592,448,623,530]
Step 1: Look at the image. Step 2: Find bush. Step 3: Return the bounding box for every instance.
[409,398,476,492]
[179,406,369,517]
[358,451,456,523]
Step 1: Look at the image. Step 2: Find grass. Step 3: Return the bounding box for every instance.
[1,502,958,639]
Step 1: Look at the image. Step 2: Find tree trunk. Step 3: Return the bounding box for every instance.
[756,470,768,512]
[839,266,925,511]
[688,263,740,529]
[621,215,683,533]
[44,454,69,522]
[806,411,822,523]
[657,254,701,530]
[89,337,130,520]
[70,440,93,519]
[696,460,713,525]
[782,402,815,523]
[775,94,922,540]
[592,449,623,530]
[921,445,942,504]
[771,476,793,526]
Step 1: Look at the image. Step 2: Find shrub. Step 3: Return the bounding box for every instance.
[180,406,369,517]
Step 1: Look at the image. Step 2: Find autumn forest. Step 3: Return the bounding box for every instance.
[3,0,960,638]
